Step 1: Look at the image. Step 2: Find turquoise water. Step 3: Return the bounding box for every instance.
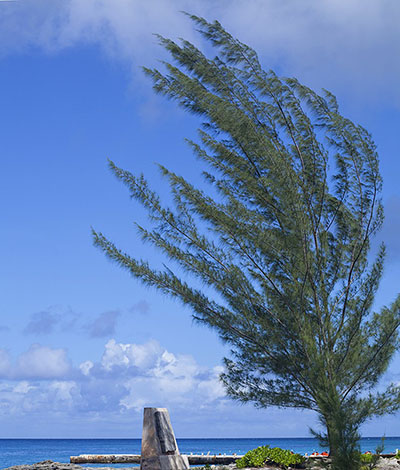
[1,438,399,469]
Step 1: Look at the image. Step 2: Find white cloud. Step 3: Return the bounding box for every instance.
[101,338,163,370]
[16,344,71,379]
[197,366,226,403]
[0,339,227,420]
[152,350,199,395]
[0,0,196,70]
[79,360,94,376]
[0,348,11,376]
[219,0,400,102]
[0,379,82,416]
[0,339,397,437]
[13,381,34,394]
[0,0,399,105]
[48,380,80,404]
[98,339,226,411]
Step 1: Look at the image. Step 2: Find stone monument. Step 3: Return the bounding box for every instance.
[140,407,189,470]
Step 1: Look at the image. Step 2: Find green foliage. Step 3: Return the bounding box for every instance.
[360,453,373,464]
[236,445,305,469]
[358,437,385,470]
[359,453,380,470]
[93,12,400,470]
[236,446,269,468]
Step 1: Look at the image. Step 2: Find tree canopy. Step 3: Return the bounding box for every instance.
[93,14,400,469]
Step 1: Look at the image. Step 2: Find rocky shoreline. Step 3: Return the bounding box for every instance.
[2,462,120,470]
[3,458,400,470]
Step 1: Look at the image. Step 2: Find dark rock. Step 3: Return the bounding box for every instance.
[3,463,139,470]
[155,410,176,454]
[3,462,85,470]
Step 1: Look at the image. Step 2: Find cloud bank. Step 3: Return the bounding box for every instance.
[0,339,225,421]
[0,338,397,437]
[0,344,72,380]
[3,338,284,437]
[16,344,71,379]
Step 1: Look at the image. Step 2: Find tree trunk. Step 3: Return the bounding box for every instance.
[326,423,337,457]
[324,411,361,470]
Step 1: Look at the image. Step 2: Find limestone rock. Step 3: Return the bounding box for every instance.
[3,462,138,470]
[3,461,85,470]
[376,458,400,469]
[140,408,189,470]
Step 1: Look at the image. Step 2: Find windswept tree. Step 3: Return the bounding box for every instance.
[93,15,400,469]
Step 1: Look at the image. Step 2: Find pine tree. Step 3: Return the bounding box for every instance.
[93,15,400,469]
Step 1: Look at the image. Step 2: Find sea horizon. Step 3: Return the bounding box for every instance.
[1,437,399,469]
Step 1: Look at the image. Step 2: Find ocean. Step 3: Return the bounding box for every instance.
[1,438,399,469]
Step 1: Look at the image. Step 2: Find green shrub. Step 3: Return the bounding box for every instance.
[236,446,269,468]
[236,445,305,469]
[360,453,373,464]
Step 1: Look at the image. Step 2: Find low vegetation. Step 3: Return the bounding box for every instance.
[236,445,305,469]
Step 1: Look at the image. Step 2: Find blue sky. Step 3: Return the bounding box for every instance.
[1,0,400,438]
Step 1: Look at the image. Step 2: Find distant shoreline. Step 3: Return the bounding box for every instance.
[1,437,400,469]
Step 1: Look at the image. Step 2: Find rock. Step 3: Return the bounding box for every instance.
[3,463,139,470]
[140,407,189,470]
[154,410,176,454]
[375,457,400,469]
[3,461,85,470]
[303,456,400,470]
